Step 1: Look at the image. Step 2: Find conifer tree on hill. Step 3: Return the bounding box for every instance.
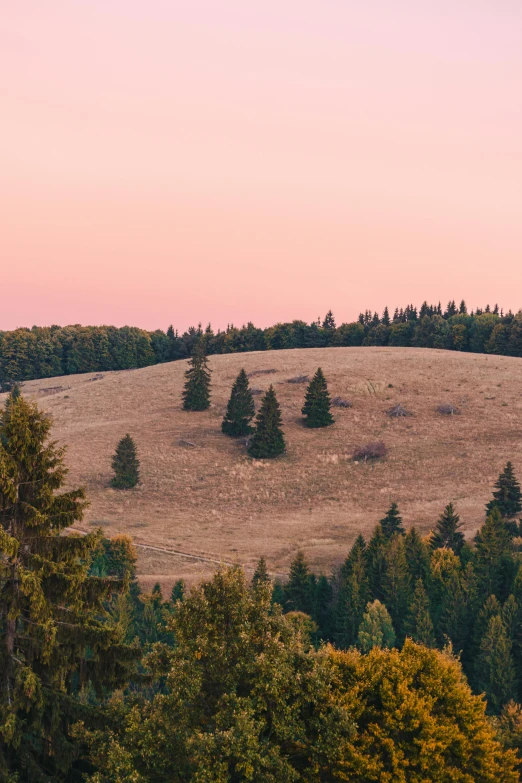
[301,367,334,428]
[405,578,436,648]
[430,502,465,555]
[247,385,285,459]
[182,341,211,411]
[221,368,255,437]
[252,556,270,588]
[487,462,522,521]
[0,392,137,781]
[111,433,140,489]
[379,502,404,539]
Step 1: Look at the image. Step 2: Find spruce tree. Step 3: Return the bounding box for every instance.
[379,502,404,539]
[284,551,313,614]
[366,525,389,602]
[111,433,140,489]
[475,507,513,601]
[301,367,334,428]
[406,579,436,647]
[476,614,516,713]
[182,342,211,411]
[247,385,285,459]
[335,535,370,649]
[382,534,412,642]
[311,575,333,640]
[430,502,465,555]
[486,462,522,520]
[221,368,255,436]
[0,394,137,780]
[252,556,270,588]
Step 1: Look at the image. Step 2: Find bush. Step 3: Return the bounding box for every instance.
[353,441,387,462]
[331,396,352,408]
[437,403,461,415]
[387,404,412,417]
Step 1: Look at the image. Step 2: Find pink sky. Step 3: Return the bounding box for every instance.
[1,1,521,332]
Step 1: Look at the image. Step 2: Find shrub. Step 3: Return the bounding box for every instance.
[353,441,387,462]
[437,403,461,415]
[386,404,412,417]
[331,396,352,408]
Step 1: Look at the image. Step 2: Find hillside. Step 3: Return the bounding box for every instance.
[4,347,522,589]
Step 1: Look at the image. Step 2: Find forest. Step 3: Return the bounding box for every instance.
[2,390,522,781]
[2,300,522,386]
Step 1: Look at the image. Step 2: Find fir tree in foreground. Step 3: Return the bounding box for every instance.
[430,502,465,554]
[182,342,211,411]
[357,599,396,652]
[486,462,522,520]
[379,502,404,539]
[0,392,137,781]
[301,367,334,428]
[247,385,285,459]
[221,368,255,436]
[111,433,140,488]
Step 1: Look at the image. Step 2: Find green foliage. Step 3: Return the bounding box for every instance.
[487,462,522,520]
[335,534,370,649]
[357,599,396,652]
[379,502,404,539]
[182,342,211,411]
[221,368,255,436]
[0,395,137,781]
[406,578,436,647]
[247,385,285,459]
[475,507,514,601]
[284,551,314,614]
[251,556,270,589]
[301,367,334,428]
[111,434,140,489]
[476,615,516,713]
[430,502,465,554]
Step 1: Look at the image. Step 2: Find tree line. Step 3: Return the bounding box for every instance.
[2,299,522,386]
[3,390,522,780]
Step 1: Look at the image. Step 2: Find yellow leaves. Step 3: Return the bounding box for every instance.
[0,528,19,559]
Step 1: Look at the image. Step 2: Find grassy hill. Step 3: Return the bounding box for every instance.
[4,347,522,590]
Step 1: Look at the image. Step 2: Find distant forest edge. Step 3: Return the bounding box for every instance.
[1,299,522,386]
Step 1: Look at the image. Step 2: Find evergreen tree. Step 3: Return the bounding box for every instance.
[311,574,333,640]
[301,367,334,428]
[182,342,211,411]
[475,507,514,601]
[430,502,465,555]
[404,527,431,586]
[171,579,185,603]
[111,433,140,489]
[221,368,255,437]
[335,535,370,649]
[487,462,522,520]
[405,579,436,647]
[476,614,516,714]
[382,534,411,641]
[0,394,137,780]
[357,600,396,652]
[248,385,285,459]
[366,524,389,601]
[252,556,270,588]
[284,551,313,614]
[379,502,404,539]
[322,310,336,329]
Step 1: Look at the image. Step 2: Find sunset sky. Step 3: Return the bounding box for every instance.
[2,1,521,332]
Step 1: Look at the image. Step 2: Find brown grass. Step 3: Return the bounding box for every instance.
[5,347,522,589]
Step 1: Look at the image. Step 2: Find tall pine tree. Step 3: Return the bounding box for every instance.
[486,462,522,520]
[284,551,313,615]
[182,342,211,411]
[111,433,140,488]
[301,368,334,428]
[0,393,137,781]
[379,502,404,539]
[221,369,255,436]
[405,579,435,647]
[430,502,465,555]
[475,614,516,714]
[248,385,285,459]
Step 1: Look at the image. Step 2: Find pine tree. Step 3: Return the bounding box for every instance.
[322,310,336,330]
[312,574,333,640]
[0,394,137,780]
[284,551,313,614]
[335,535,370,649]
[430,502,465,555]
[404,527,431,586]
[252,556,270,588]
[182,342,211,411]
[405,579,436,647]
[248,385,285,459]
[301,367,334,428]
[221,368,255,436]
[111,433,140,488]
[476,614,516,713]
[379,502,404,539]
[487,462,522,520]
[475,507,514,601]
[357,599,396,652]
[382,534,412,641]
[366,524,388,601]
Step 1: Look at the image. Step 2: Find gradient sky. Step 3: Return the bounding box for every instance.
[2,1,521,332]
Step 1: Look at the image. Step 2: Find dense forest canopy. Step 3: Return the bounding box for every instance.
[1,300,522,386]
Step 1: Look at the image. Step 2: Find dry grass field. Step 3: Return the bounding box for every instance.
[4,347,522,591]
